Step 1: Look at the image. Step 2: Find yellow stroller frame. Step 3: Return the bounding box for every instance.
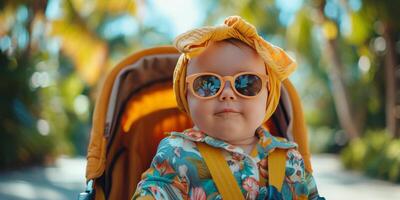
[79,46,312,200]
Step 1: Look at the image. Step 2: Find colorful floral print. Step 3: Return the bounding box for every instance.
[132,127,324,200]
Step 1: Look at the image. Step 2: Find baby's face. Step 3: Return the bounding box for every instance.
[186,40,268,144]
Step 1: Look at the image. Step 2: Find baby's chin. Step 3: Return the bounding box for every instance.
[208,128,251,144]
[209,122,245,135]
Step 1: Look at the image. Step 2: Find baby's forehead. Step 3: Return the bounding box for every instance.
[186,40,266,75]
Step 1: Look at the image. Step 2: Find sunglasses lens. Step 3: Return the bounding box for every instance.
[193,75,221,97]
[234,74,262,96]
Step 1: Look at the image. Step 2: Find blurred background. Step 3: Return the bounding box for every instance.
[0,0,399,199]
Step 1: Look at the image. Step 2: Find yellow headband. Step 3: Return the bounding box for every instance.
[173,16,297,122]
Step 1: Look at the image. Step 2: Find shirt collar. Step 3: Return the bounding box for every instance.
[170,126,297,156]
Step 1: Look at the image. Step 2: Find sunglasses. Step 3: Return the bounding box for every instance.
[186,72,268,99]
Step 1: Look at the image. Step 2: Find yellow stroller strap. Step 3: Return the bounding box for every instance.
[268,148,287,192]
[197,142,245,200]
[198,142,287,199]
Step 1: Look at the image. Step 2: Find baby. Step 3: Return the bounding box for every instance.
[133,16,324,200]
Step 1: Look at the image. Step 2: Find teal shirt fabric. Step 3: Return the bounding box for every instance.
[133,127,323,200]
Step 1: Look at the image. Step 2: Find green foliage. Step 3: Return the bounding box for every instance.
[345,12,372,45]
[0,0,137,169]
[0,126,56,169]
[341,130,400,183]
[0,0,170,169]
[287,7,315,59]
[0,51,72,169]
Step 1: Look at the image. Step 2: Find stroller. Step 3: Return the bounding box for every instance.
[78,46,313,200]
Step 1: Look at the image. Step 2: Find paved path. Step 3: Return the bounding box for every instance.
[0,154,399,200]
[312,154,400,200]
[0,156,86,200]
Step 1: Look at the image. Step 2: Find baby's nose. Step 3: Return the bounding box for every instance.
[219,81,237,101]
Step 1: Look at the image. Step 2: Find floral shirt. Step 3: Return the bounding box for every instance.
[133,127,324,200]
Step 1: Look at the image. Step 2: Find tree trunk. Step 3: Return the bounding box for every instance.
[324,39,360,139]
[383,22,400,138]
[315,1,360,140]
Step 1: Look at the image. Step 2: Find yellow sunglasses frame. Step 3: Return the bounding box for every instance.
[185,72,268,99]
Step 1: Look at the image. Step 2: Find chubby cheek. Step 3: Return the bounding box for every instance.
[243,91,268,125]
[187,95,214,126]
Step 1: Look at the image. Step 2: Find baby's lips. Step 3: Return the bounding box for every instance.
[214,108,241,114]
